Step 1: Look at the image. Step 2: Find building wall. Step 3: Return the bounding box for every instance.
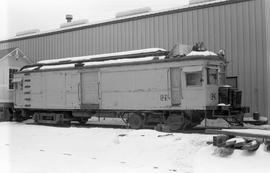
[0,0,268,118]
[264,0,270,121]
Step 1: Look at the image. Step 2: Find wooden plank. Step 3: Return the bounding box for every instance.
[206,129,270,139]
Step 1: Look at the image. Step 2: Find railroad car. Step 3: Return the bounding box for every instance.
[12,45,249,130]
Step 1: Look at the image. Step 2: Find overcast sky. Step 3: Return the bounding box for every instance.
[0,0,189,40]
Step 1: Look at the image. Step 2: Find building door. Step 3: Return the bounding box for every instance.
[170,67,182,105]
[81,71,99,108]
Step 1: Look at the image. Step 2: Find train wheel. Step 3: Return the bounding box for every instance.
[78,117,88,125]
[128,113,143,129]
[166,114,185,131]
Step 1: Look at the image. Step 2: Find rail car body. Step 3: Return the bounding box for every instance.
[12,47,249,130]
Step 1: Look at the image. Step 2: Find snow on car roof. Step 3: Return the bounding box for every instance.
[187,50,217,56]
[37,48,166,64]
[22,55,166,71]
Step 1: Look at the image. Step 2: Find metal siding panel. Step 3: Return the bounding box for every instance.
[247,1,257,113]
[254,0,266,114]
[219,6,226,51]
[158,16,164,48]
[116,23,121,52]
[236,3,245,104]
[177,13,183,43]
[187,11,193,45]
[225,5,232,76]
[154,16,159,47]
[193,10,199,43]
[163,15,169,49]
[145,18,150,48]
[149,17,155,47]
[202,9,209,49]
[126,22,131,50]
[74,31,79,56]
[141,19,146,49]
[99,26,103,53]
[214,7,220,52]
[183,12,188,44]
[124,22,129,51]
[132,21,137,50]
[231,4,238,76]
[172,14,178,46]
[137,20,142,49]
[243,2,252,108]
[119,23,126,51]
[197,9,204,42]
[92,27,97,54]
[208,7,215,51]
[106,25,111,53]
[264,0,270,119]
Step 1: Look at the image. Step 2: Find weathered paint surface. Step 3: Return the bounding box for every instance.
[1,0,268,117]
[14,58,224,111]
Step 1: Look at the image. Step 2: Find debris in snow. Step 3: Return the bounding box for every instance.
[242,140,260,152]
[213,147,234,157]
[157,133,174,137]
[62,153,72,156]
[225,137,246,148]
[118,134,127,137]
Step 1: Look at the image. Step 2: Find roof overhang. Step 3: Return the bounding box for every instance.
[0,0,252,43]
[0,48,32,64]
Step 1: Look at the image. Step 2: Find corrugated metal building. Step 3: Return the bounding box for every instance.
[0,0,269,120]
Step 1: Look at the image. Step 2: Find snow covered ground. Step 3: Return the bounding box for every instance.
[0,122,269,173]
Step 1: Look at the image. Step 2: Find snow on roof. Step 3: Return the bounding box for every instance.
[37,48,166,64]
[187,50,217,56]
[22,55,165,71]
[0,0,232,42]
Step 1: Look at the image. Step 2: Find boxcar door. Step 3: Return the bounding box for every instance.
[66,72,80,109]
[170,67,182,105]
[81,71,99,109]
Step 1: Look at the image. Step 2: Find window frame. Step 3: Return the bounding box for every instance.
[185,71,203,87]
[206,67,218,85]
[8,68,19,90]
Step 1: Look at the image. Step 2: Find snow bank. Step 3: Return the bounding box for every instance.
[0,122,210,173]
[194,144,270,173]
[1,122,269,173]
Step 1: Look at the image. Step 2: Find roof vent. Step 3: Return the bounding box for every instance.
[189,0,214,5]
[60,19,89,28]
[66,14,73,22]
[16,29,40,37]
[115,7,151,18]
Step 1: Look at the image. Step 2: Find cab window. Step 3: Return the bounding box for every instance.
[186,71,202,86]
[207,68,218,85]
